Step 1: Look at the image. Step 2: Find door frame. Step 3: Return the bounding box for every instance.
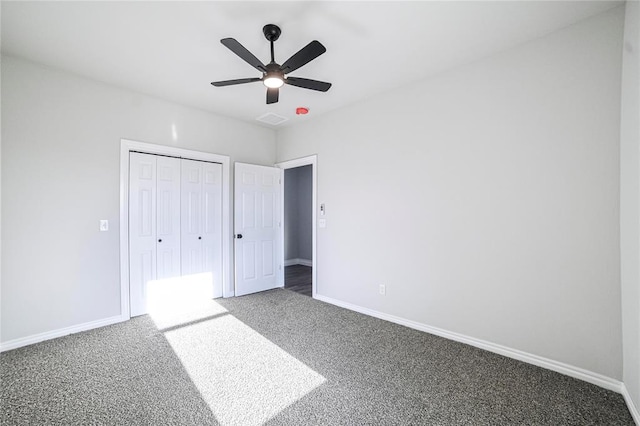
[119,139,232,320]
[276,155,318,298]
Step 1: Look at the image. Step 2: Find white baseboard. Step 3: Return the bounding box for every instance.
[284,258,312,267]
[622,384,640,425]
[315,294,623,394]
[0,314,128,353]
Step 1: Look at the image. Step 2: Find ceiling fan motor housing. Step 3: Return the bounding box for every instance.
[265,62,283,77]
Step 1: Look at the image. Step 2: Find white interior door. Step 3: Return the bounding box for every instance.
[181,159,223,298]
[156,156,182,280]
[235,163,281,296]
[181,159,205,276]
[202,162,223,298]
[129,152,158,317]
[130,153,223,317]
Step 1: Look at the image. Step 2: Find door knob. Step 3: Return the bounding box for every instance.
[198,236,202,240]
[236,234,243,239]
[158,239,162,243]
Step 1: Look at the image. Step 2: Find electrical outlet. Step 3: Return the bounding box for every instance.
[99,220,109,232]
[379,284,386,296]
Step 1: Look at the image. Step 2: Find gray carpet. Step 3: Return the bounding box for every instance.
[1,289,634,425]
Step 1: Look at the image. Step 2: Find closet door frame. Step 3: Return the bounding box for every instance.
[119,139,231,320]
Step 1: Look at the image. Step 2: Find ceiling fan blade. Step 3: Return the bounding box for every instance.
[281,40,326,74]
[266,87,279,104]
[211,77,262,87]
[285,77,331,92]
[221,38,267,72]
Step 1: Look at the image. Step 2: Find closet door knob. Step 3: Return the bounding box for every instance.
[236,234,243,239]
[158,239,162,243]
[198,236,202,240]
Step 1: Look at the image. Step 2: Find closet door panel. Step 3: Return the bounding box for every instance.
[156,156,182,280]
[181,159,204,277]
[203,162,223,298]
[129,152,157,317]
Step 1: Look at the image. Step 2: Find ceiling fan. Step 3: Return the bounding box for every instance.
[211,24,331,104]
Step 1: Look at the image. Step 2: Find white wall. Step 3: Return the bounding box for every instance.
[1,55,276,344]
[620,0,640,418]
[277,8,624,380]
[284,169,299,261]
[295,165,313,261]
[284,165,312,262]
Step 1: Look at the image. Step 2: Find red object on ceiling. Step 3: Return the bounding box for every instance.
[296,107,309,115]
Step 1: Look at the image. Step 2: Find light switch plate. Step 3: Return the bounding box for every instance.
[100,220,109,231]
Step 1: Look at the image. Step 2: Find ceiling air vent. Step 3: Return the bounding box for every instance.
[256,112,288,126]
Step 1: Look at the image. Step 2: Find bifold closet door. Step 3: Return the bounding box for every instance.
[130,153,223,317]
[129,152,181,316]
[181,159,223,298]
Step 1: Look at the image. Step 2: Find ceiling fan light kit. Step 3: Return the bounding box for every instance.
[211,24,331,105]
[263,75,284,88]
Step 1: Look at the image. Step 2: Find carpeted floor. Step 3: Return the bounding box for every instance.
[1,289,634,425]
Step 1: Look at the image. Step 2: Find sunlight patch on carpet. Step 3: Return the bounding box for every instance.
[146,273,227,330]
[163,313,326,426]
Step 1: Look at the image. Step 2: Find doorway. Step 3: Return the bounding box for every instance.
[278,155,317,298]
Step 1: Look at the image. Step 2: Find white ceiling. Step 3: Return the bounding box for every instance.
[1,1,621,128]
